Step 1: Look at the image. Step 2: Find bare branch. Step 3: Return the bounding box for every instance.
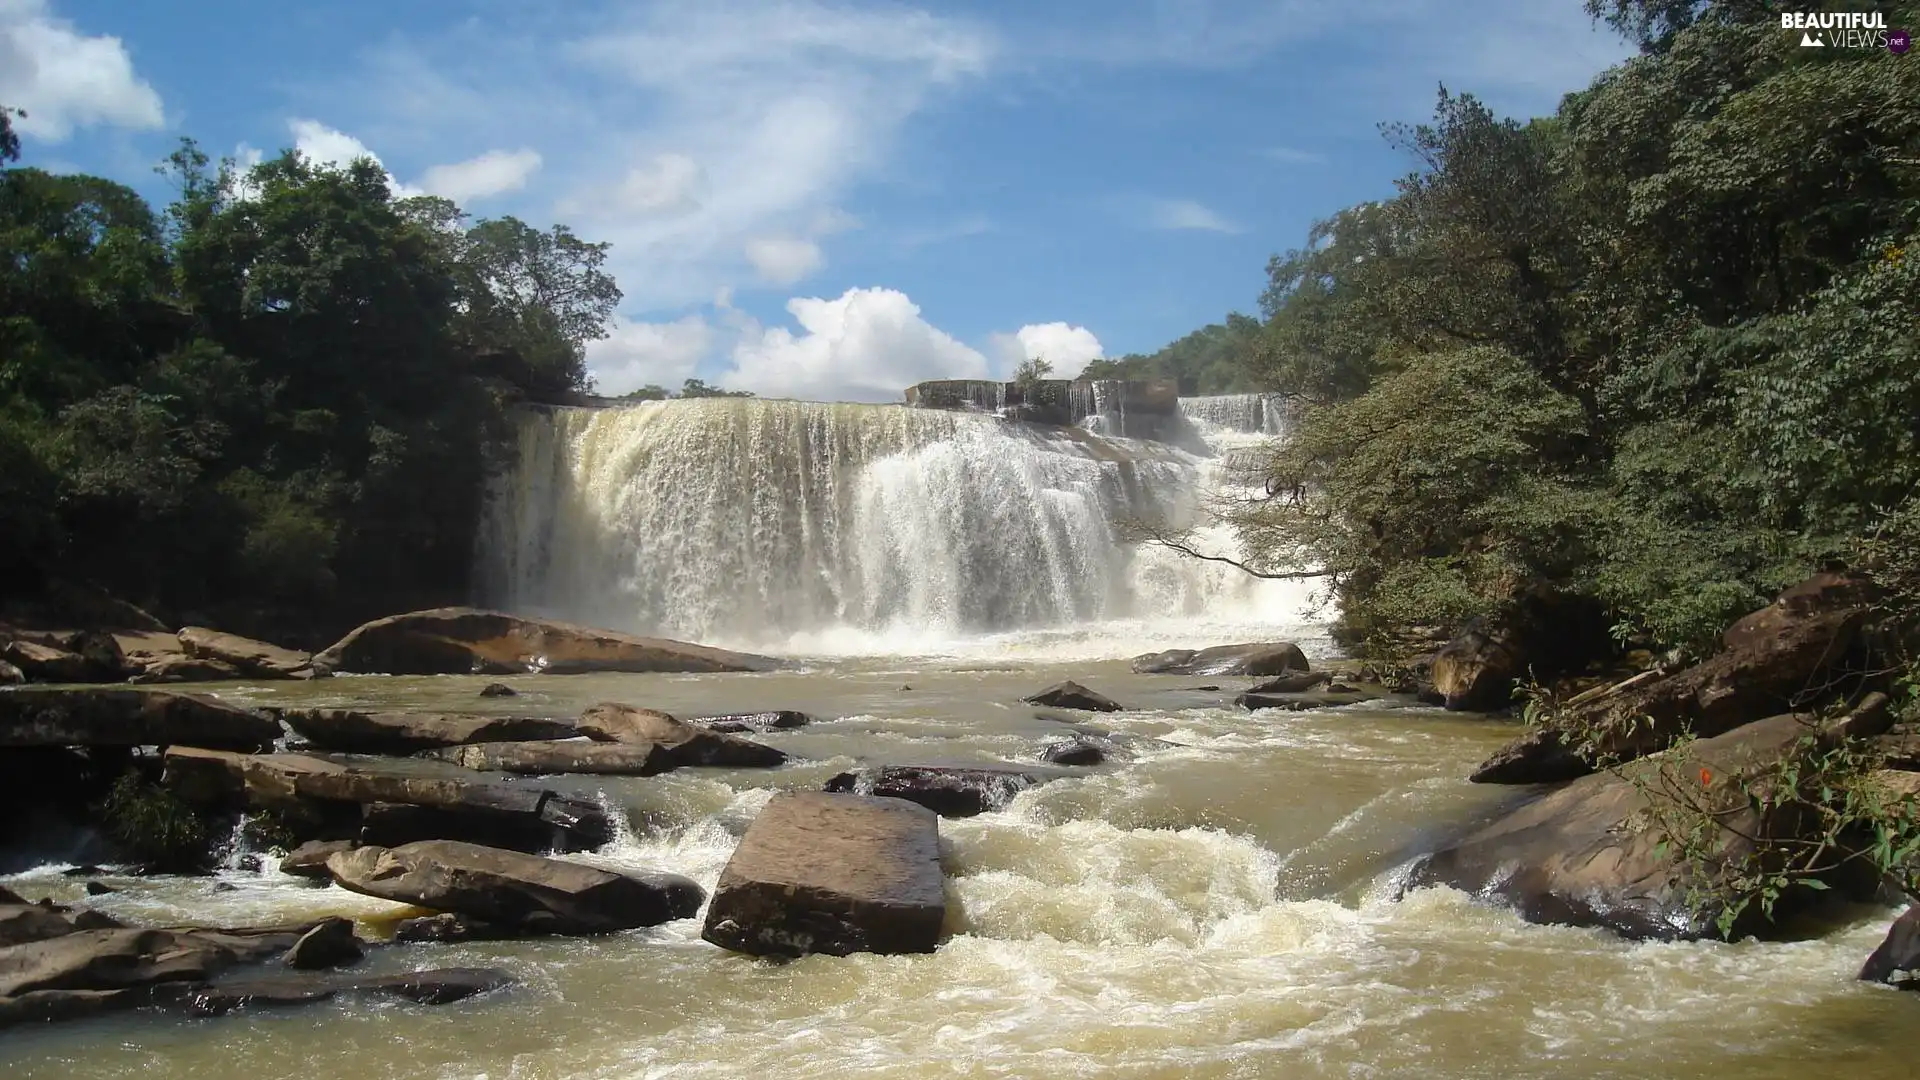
[1118,515,1332,582]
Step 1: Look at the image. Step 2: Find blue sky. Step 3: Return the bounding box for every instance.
[3,0,1632,401]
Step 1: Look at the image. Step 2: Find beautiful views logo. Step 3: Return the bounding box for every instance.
[1780,11,1904,50]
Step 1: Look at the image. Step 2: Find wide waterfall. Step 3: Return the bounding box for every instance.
[1178,392,1293,436]
[477,397,1315,655]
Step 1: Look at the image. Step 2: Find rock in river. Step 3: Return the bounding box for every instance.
[702,792,945,958]
[1021,680,1123,712]
[692,710,814,733]
[425,739,675,776]
[327,840,704,935]
[177,626,322,680]
[824,764,1058,817]
[1130,642,1309,677]
[0,687,278,751]
[1860,905,1920,989]
[281,917,362,971]
[280,708,577,755]
[577,702,787,768]
[314,606,779,676]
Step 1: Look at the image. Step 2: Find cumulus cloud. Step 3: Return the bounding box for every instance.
[1142,197,1239,234]
[722,287,989,403]
[420,147,542,203]
[0,0,163,140]
[744,237,824,286]
[993,322,1104,379]
[586,314,714,395]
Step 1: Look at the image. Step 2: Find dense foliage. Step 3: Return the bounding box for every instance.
[1220,0,1920,657]
[1083,313,1269,394]
[618,378,754,401]
[0,132,617,637]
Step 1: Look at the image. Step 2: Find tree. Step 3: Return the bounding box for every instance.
[0,105,20,164]
[453,216,621,395]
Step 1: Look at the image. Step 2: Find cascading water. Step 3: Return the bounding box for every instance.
[1178,392,1293,437]
[476,397,1316,655]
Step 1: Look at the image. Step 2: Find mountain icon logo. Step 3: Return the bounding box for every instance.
[1800,31,1825,46]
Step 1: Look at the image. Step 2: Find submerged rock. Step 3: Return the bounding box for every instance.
[1129,643,1309,677]
[1860,906,1920,989]
[478,683,518,698]
[692,710,814,734]
[280,708,577,755]
[1236,689,1380,712]
[577,702,787,768]
[326,840,704,936]
[178,627,321,680]
[1021,681,1123,712]
[314,607,779,676]
[702,792,945,958]
[156,967,514,1016]
[1244,670,1331,695]
[823,764,1057,818]
[0,687,278,751]
[391,913,516,944]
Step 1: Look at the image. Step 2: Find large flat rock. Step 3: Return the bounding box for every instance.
[702,792,945,957]
[314,607,779,676]
[1130,642,1309,677]
[327,840,703,935]
[178,627,319,680]
[0,687,278,751]
[280,708,577,754]
[425,739,674,776]
[577,702,787,768]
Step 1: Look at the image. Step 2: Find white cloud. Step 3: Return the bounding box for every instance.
[744,236,824,285]
[420,147,542,203]
[722,287,989,403]
[996,322,1104,380]
[0,0,163,140]
[586,314,714,395]
[282,118,424,197]
[1143,197,1239,234]
[601,152,705,216]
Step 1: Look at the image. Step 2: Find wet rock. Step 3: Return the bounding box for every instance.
[178,627,320,680]
[1429,626,1522,711]
[130,655,245,684]
[1860,905,1920,989]
[83,882,115,897]
[0,926,302,999]
[282,917,362,970]
[1130,642,1309,677]
[702,792,944,958]
[577,702,787,768]
[279,708,577,755]
[60,865,107,878]
[0,687,278,751]
[327,840,703,936]
[391,913,515,944]
[0,903,79,947]
[1021,681,1123,712]
[1411,715,1843,940]
[70,910,122,931]
[314,606,779,676]
[1245,670,1333,695]
[1472,574,1875,784]
[823,765,1056,818]
[1040,737,1108,766]
[425,739,674,776]
[479,683,518,698]
[155,967,515,1016]
[1236,689,1380,711]
[279,839,358,881]
[692,710,814,734]
[356,800,605,855]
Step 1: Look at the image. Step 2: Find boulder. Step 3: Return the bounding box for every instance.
[0,926,302,999]
[1411,714,1839,940]
[478,683,518,698]
[424,739,674,776]
[391,913,515,944]
[279,708,577,755]
[1040,736,1110,766]
[577,703,788,768]
[1472,574,1873,784]
[1020,681,1123,712]
[155,967,514,1016]
[1860,905,1920,989]
[823,765,1057,818]
[1129,643,1309,677]
[130,655,245,684]
[0,659,25,685]
[0,903,79,947]
[326,840,704,935]
[702,792,944,958]
[1429,627,1521,711]
[0,688,278,751]
[1236,689,1380,712]
[692,710,814,734]
[178,627,321,680]
[279,840,356,881]
[1245,670,1331,695]
[314,607,778,676]
[282,917,362,970]
[1,640,105,684]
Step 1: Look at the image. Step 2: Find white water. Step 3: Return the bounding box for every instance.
[1177,393,1293,437]
[477,399,1319,658]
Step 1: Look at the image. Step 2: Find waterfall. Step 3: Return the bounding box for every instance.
[477,398,1314,653]
[1178,393,1292,437]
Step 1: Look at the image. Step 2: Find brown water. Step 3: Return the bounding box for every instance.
[2,659,1914,1079]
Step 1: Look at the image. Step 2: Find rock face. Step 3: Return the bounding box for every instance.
[824,765,1056,818]
[702,792,945,958]
[1860,906,1920,989]
[326,841,704,935]
[0,688,278,751]
[1428,627,1522,711]
[163,747,614,853]
[425,739,674,776]
[1411,715,1835,940]
[1471,574,1874,784]
[1021,681,1123,712]
[577,703,788,768]
[1130,643,1309,677]
[314,607,779,676]
[280,708,577,755]
[178,627,321,680]
[693,710,814,734]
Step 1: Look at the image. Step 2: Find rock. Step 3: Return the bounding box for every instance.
[1020,681,1122,712]
[1,639,107,684]
[702,792,944,958]
[61,865,107,877]
[281,917,362,970]
[155,967,515,1017]
[0,688,278,751]
[1472,574,1874,784]
[326,840,704,935]
[0,926,301,999]
[391,913,515,944]
[577,703,788,768]
[162,747,614,854]
[130,655,245,684]
[425,739,674,776]
[71,910,123,931]
[1237,689,1380,711]
[0,903,79,947]
[0,660,24,685]
[1129,643,1309,677]
[279,840,356,881]
[823,765,1056,818]
[178,627,320,680]
[1822,692,1896,743]
[84,881,116,897]
[1411,715,1840,940]
[692,710,814,734]
[279,708,577,755]
[314,607,778,676]
[1040,737,1108,766]
[479,683,518,698]
[1245,670,1331,695]
[1429,626,1522,711]
[1860,906,1920,989]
